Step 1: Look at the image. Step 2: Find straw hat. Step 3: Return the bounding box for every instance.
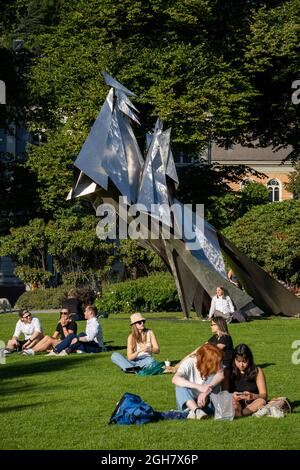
[130,312,146,325]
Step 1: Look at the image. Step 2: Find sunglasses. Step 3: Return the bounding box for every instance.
[60,311,69,315]
[22,314,31,319]
[135,320,145,325]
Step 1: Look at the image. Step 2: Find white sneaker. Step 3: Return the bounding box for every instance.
[58,350,68,356]
[253,406,270,417]
[187,408,208,420]
[76,350,84,354]
[22,348,35,356]
[195,409,208,420]
[47,350,58,356]
[268,406,284,419]
[4,348,15,355]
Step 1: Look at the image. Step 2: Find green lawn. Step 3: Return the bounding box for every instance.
[0,313,299,450]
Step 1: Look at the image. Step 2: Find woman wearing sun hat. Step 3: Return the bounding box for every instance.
[111,313,160,372]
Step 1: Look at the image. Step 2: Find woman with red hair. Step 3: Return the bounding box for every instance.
[172,343,224,419]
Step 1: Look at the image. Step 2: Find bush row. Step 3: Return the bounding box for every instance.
[15,287,67,310]
[96,272,180,314]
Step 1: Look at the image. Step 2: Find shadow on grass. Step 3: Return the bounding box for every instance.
[0,402,49,414]
[291,400,300,411]
[258,363,276,369]
[0,355,98,381]
[104,345,126,352]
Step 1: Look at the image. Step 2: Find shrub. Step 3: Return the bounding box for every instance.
[96,272,180,314]
[15,286,67,310]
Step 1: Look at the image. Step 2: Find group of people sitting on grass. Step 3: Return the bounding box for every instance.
[3,283,284,419]
[4,305,105,356]
[111,312,269,419]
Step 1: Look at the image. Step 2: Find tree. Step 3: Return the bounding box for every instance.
[0,218,51,286]
[223,200,300,287]
[0,215,115,287]
[245,0,300,160]
[118,240,165,280]
[177,163,268,229]
[285,163,300,199]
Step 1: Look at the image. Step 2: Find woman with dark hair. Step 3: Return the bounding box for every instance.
[111,313,160,371]
[231,344,267,417]
[172,343,224,419]
[165,316,233,374]
[207,316,234,368]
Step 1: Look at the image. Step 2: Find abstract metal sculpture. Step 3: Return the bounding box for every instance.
[68,73,300,318]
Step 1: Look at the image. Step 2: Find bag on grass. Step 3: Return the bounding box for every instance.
[137,361,165,376]
[210,391,235,421]
[109,392,161,425]
[266,396,292,415]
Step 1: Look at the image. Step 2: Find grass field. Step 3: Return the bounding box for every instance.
[0,312,299,450]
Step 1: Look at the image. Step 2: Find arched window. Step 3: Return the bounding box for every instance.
[267,179,280,202]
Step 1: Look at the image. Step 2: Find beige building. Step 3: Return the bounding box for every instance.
[211,143,295,202]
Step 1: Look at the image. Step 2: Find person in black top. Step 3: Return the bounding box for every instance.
[164,316,233,375]
[230,344,268,417]
[22,309,77,355]
[207,316,233,368]
[61,289,84,321]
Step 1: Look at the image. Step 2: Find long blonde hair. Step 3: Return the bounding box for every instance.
[130,323,149,349]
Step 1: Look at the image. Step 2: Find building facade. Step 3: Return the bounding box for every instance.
[211,143,295,202]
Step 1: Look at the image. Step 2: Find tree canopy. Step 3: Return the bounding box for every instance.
[223,200,300,287]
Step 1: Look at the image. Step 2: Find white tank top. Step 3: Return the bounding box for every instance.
[136,330,152,359]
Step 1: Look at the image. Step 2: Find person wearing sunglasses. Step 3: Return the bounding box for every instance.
[4,310,43,354]
[111,313,160,372]
[22,308,77,356]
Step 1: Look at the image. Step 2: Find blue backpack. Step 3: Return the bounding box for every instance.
[109,393,161,425]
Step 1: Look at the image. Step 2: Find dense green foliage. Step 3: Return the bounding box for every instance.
[97,272,179,314]
[0,215,115,286]
[14,285,66,309]
[1,0,299,218]
[0,314,299,450]
[0,0,299,287]
[178,164,269,229]
[223,200,300,287]
[285,163,300,199]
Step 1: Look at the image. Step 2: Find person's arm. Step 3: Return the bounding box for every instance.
[208,296,215,319]
[22,330,42,349]
[227,296,235,314]
[52,331,60,339]
[127,334,139,361]
[12,321,21,341]
[78,319,97,342]
[196,369,225,406]
[148,330,160,354]
[241,367,268,402]
[215,335,228,351]
[172,371,211,393]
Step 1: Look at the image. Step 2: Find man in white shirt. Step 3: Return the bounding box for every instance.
[5,310,43,354]
[49,306,104,355]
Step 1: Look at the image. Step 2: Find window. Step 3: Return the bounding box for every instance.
[267,179,280,202]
